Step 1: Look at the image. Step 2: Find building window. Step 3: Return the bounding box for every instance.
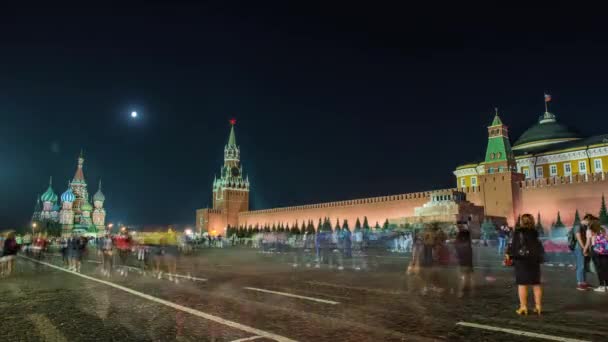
[471,176,477,186]
[594,159,603,173]
[523,168,530,179]
[488,167,494,174]
[497,152,502,159]
[536,166,543,178]
[564,163,572,176]
[460,178,466,187]
[550,164,557,176]
[578,160,587,174]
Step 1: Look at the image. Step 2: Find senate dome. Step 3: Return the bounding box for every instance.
[512,111,580,151]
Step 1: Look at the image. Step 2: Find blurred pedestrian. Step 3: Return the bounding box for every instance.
[100,233,113,277]
[67,233,80,272]
[1,231,19,276]
[507,213,544,315]
[455,224,473,297]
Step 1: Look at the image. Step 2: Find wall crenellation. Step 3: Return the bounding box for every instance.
[520,172,608,190]
[240,190,435,216]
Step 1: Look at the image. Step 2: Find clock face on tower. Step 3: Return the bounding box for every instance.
[231,167,240,177]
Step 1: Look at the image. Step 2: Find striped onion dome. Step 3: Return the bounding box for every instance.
[40,177,58,203]
[61,185,76,203]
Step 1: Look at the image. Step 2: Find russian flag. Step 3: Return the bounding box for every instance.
[544,93,552,102]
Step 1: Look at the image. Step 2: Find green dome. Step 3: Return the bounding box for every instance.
[513,112,580,150]
[81,201,93,212]
[40,184,58,203]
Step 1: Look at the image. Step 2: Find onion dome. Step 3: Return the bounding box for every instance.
[93,179,105,202]
[61,183,76,203]
[513,111,580,151]
[40,177,58,203]
[81,201,93,212]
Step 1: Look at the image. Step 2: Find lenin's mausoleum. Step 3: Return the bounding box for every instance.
[197,103,608,236]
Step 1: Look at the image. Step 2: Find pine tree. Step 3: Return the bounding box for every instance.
[555,211,565,228]
[317,218,323,232]
[342,219,349,230]
[573,209,581,227]
[515,215,521,229]
[363,216,370,229]
[535,212,544,237]
[323,217,332,232]
[334,218,340,231]
[355,218,362,231]
[600,193,608,225]
[382,218,390,230]
[374,221,381,230]
[552,211,566,238]
[301,220,306,233]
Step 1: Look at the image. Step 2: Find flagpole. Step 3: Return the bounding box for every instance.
[544,94,548,113]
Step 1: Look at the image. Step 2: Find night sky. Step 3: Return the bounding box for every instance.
[2,2,608,228]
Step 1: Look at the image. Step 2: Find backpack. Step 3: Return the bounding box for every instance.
[592,231,608,255]
[569,225,586,251]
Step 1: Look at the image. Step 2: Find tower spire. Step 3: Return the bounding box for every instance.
[228,119,237,147]
[491,107,502,126]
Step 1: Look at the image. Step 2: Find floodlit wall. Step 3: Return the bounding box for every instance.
[237,191,437,229]
[519,173,608,229]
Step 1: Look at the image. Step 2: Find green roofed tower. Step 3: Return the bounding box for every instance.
[484,109,516,174]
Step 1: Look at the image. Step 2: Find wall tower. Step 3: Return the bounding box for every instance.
[479,110,524,225]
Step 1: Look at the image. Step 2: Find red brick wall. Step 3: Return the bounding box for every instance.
[237,192,432,229]
[520,174,608,229]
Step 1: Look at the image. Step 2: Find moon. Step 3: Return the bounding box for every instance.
[131,111,138,118]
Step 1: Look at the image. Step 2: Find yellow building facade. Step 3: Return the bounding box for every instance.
[455,109,608,190]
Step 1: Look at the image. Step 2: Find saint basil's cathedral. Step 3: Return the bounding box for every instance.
[32,151,107,237]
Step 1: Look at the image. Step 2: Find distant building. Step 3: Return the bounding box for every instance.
[197,99,608,235]
[32,151,106,237]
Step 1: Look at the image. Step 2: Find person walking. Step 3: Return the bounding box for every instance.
[455,224,473,297]
[498,225,508,256]
[1,232,19,276]
[507,213,544,315]
[100,234,113,277]
[585,220,608,292]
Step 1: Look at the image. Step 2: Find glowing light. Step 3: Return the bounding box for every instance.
[131,111,138,118]
[229,118,236,125]
[185,228,193,235]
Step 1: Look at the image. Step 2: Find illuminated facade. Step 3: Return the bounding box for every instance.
[32,151,106,237]
[197,101,608,235]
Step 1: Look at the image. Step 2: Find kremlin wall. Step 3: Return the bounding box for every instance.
[197,102,608,236]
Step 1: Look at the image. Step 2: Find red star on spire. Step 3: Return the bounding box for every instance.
[229,118,237,126]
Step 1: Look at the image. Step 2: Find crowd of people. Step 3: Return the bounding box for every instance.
[3,211,608,318]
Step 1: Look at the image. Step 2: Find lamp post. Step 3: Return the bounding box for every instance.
[32,222,37,235]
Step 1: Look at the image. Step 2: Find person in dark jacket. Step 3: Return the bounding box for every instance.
[455,224,473,297]
[507,213,544,316]
[2,231,20,276]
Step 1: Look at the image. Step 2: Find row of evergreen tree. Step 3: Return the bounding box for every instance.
[226,216,391,238]
[512,194,608,236]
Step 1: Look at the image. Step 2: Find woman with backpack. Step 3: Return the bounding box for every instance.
[585,220,608,292]
[506,213,544,315]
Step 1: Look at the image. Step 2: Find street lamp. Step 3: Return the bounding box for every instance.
[32,222,37,234]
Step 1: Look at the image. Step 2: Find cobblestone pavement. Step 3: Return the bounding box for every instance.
[1,247,607,341]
